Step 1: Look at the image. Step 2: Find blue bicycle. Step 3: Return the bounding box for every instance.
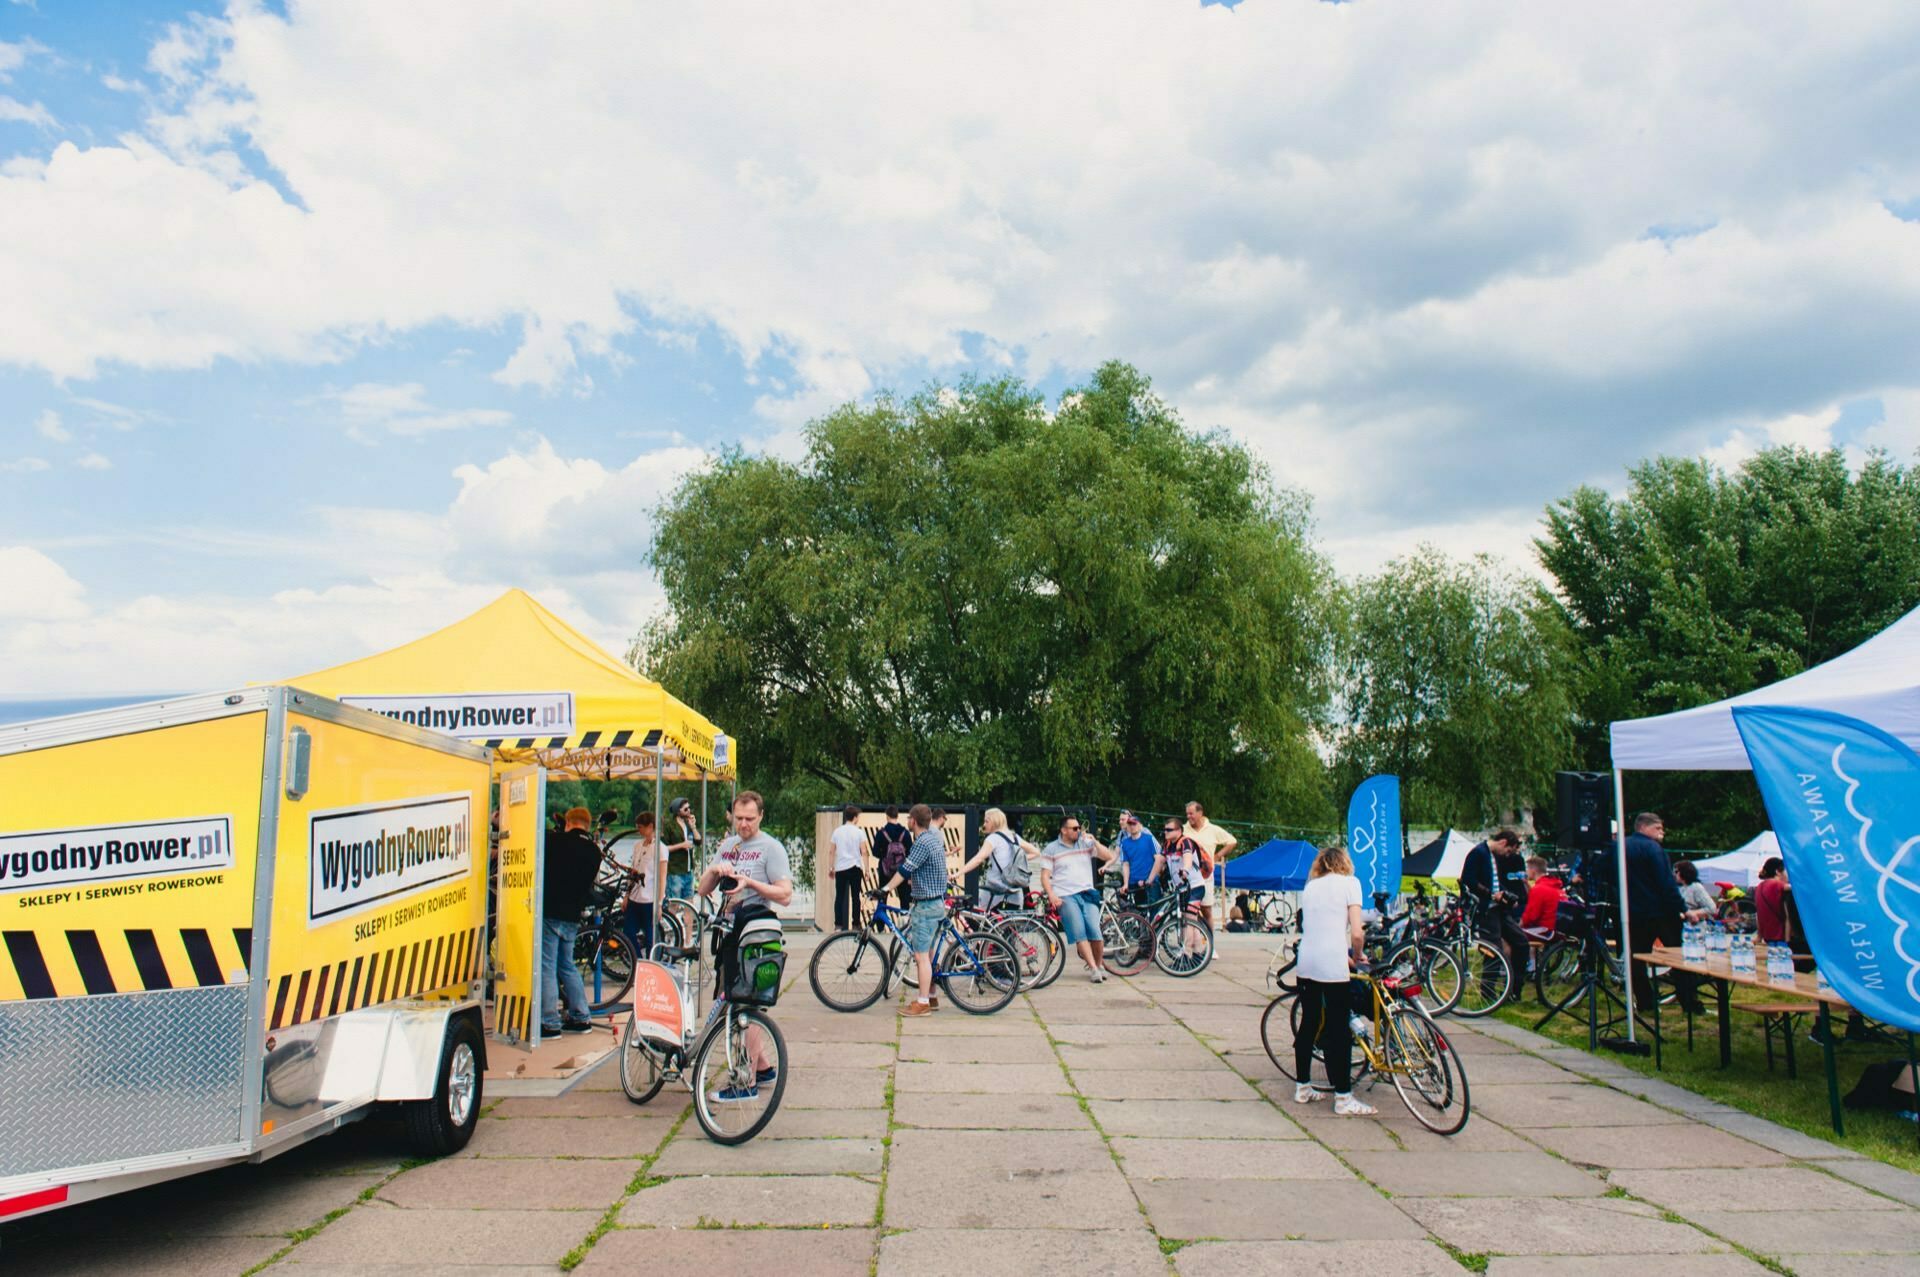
[808,894,1020,1014]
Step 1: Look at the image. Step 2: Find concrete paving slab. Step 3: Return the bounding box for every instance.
[779,1066,891,1109]
[1471,1082,1689,1128]
[1174,1239,1465,1276]
[490,1089,669,1118]
[1056,1042,1223,1070]
[1528,1123,1789,1170]
[1041,1005,1179,1024]
[1383,1116,1537,1153]
[1114,1136,1351,1180]
[1071,1068,1254,1100]
[894,1061,1071,1094]
[897,1034,1058,1063]
[750,1106,890,1139]
[1825,1157,1920,1207]
[1399,1195,1725,1254]
[1452,1053,1585,1084]
[878,1226,1166,1276]
[1137,1179,1425,1240]
[885,1167,1141,1230]
[1485,1255,1772,1276]
[1090,1098,1307,1139]
[1691,1208,1920,1255]
[789,1041,898,1068]
[1788,1258,1920,1276]
[653,1137,884,1176]
[1610,1166,1906,1213]
[896,1014,1049,1036]
[780,1014,903,1043]
[1045,1022,1197,1046]
[1344,1150,1607,1197]
[7,1233,287,1276]
[889,1127,1116,1173]
[287,1204,592,1266]
[377,1156,633,1210]
[455,1113,673,1158]
[578,1226,874,1274]
[143,1170,386,1236]
[269,1267,561,1276]
[893,1091,1091,1130]
[1695,1112,1866,1160]
[620,1174,879,1228]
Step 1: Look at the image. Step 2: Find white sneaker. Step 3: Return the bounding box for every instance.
[1093,969,1107,983]
[1293,1083,1320,1104]
[1334,1093,1376,1116]
[1088,967,1102,983]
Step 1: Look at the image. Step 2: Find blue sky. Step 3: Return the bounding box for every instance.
[4,2,1919,694]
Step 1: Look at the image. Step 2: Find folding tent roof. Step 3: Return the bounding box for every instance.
[1404,830,1476,881]
[1215,838,1316,893]
[1694,830,1778,890]
[1610,602,1920,770]
[285,589,732,779]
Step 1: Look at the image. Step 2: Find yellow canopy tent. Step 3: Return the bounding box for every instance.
[285,588,733,781]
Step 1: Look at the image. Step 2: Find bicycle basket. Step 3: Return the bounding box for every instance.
[726,915,786,1007]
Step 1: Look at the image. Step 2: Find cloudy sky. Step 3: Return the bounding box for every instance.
[3,1,1919,696]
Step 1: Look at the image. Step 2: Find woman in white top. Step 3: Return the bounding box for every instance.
[1292,845,1374,1116]
[961,807,1040,909]
[619,811,663,958]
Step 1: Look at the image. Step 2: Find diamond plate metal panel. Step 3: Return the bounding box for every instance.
[0,986,247,1179]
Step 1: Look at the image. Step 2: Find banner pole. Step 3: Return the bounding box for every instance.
[650,749,664,957]
[1614,769,1636,1041]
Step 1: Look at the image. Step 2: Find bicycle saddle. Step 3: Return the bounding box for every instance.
[655,943,700,962]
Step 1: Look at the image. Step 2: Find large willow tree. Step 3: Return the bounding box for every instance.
[640,361,1335,826]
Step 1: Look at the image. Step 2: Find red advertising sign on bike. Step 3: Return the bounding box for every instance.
[629,960,684,1045]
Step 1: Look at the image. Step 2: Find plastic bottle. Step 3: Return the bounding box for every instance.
[1815,965,1834,996]
[1769,941,1797,987]
[1708,921,1729,960]
[1682,921,1702,963]
[1731,932,1755,976]
[1349,1013,1373,1043]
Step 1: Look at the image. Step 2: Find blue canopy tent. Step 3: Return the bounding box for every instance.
[1213,838,1316,893]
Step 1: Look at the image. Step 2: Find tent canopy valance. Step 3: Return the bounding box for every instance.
[1609,602,1920,770]
[284,589,733,779]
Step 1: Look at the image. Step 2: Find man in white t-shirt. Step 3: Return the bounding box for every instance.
[1184,801,1236,919]
[829,804,869,929]
[1040,814,1116,982]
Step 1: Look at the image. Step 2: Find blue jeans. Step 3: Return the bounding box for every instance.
[666,872,694,901]
[1057,890,1101,945]
[621,901,654,959]
[541,918,590,1030]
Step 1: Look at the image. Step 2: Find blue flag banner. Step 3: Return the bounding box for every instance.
[1732,705,1920,1033]
[1346,774,1402,901]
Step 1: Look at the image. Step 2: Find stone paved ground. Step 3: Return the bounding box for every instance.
[10,933,1920,1275]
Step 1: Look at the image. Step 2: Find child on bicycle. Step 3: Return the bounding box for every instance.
[1293,844,1374,1116]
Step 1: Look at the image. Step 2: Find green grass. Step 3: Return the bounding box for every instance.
[1495,991,1920,1173]
[1433,1240,1490,1272]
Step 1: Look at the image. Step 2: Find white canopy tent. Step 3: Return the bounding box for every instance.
[1607,600,1920,1037]
[1694,830,1779,890]
[1433,830,1477,880]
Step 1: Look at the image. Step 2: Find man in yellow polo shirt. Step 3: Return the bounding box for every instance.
[1183,801,1236,921]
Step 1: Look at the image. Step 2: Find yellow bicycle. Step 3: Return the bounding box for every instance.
[1261,966,1471,1135]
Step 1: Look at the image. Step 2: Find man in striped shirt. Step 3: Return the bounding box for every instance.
[879,803,949,1016]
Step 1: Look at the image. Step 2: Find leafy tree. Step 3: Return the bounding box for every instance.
[638,361,1337,831]
[1538,445,1920,846]
[1335,547,1574,835]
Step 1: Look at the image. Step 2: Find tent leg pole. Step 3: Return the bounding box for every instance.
[701,779,709,880]
[650,754,664,958]
[1615,770,1635,1042]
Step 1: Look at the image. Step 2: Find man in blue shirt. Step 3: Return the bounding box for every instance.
[1115,811,1161,896]
[878,803,949,1016]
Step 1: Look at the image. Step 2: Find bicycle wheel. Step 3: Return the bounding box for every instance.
[936,931,1020,1014]
[1447,939,1512,1017]
[998,915,1061,992]
[1101,909,1151,976]
[1533,937,1581,1007]
[1152,912,1213,977]
[691,1006,787,1144]
[1267,936,1300,997]
[574,926,635,1013]
[1383,1001,1469,1134]
[663,899,701,949]
[1260,994,1306,1081]
[617,1015,667,1104]
[1384,942,1461,1016]
[807,929,892,1012]
[1262,895,1295,932]
[1031,917,1067,989]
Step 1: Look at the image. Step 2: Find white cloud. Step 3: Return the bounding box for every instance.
[2,455,49,472]
[76,451,110,470]
[0,546,86,619]
[0,96,52,127]
[324,381,512,436]
[31,407,67,441]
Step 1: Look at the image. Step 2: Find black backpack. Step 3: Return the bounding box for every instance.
[879,825,909,881]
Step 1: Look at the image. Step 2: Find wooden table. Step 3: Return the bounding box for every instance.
[1633,949,1853,1134]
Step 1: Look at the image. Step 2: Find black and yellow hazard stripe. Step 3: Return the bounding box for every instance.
[267,924,484,1030]
[494,992,534,1042]
[1,926,251,1000]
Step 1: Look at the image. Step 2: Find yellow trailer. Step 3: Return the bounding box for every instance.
[0,687,493,1222]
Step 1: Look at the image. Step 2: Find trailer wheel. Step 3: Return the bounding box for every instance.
[405,1016,484,1156]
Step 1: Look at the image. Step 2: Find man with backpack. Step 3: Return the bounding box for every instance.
[874,805,912,910]
[876,804,949,1016]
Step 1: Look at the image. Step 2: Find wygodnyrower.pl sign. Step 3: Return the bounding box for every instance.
[340,692,575,740]
[0,816,235,892]
[309,793,474,925]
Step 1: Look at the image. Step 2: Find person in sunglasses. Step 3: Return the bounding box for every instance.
[1041,814,1117,982]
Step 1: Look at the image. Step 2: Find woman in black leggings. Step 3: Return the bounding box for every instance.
[1291,844,1375,1116]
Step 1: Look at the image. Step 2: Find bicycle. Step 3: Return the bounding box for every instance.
[618,903,789,1144]
[1102,884,1213,978]
[808,894,1021,1014]
[571,883,639,1013]
[1260,963,1471,1135]
[956,894,1066,991]
[1259,892,1296,933]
